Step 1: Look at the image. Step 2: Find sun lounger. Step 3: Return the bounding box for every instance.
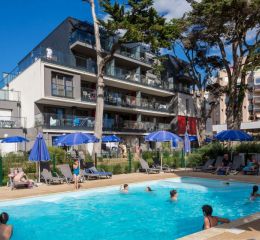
[193,159,215,172]
[139,158,160,174]
[57,164,84,183]
[80,169,100,180]
[86,167,112,179]
[41,169,64,184]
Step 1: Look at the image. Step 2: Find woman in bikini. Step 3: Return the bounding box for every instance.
[202,205,230,229]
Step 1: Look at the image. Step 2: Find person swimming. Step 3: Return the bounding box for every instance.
[146,186,152,192]
[250,185,260,201]
[202,205,230,230]
[120,184,129,193]
[170,189,178,201]
[0,212,13,240]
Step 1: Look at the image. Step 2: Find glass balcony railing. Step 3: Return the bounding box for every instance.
[0,116,25,129]
[81,88,171,113]
[35,113,171,132]
[70,30,154,64]
[0,47,169,92]
[0,89,20,101]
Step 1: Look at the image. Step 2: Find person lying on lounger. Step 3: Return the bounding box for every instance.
[0,212,13,240]
[202,205,230,229]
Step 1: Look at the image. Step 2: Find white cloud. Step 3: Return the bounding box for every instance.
[154,0,192,19]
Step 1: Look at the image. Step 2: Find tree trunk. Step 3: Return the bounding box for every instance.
[89,0,105,156]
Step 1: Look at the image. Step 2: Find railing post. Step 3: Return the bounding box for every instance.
[128,149,132,173]
[94,153,97,167]
[0,155,3,186]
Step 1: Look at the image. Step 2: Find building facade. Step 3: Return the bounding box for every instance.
[211,67,260,133]
[0,17,195,150]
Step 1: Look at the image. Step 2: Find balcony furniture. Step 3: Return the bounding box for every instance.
[73,117,80,127]
[50,117,58,127]
[0,120,15,128]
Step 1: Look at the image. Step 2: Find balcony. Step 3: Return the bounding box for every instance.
[81,88,171,113]
[35,113,171,132]
[0,89,20,101]
[0,116,25,129]
[70,30,154,65]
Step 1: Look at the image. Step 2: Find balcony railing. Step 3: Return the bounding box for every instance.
[70,30,154,65]
[0,116,25,129]
[35,113,171,132]
[81,88,171,113]
[0,89,20,101]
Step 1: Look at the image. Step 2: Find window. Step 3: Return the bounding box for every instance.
[51,72,73,98]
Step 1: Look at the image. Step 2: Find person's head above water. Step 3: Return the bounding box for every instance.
[146,186,152,192]
[252,185,259,196]
[123,184,128,190]
[202,205,213,216]
[170,189,177,199]
[0,212,9,224]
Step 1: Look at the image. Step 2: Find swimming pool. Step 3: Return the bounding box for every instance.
[0,177,259,240]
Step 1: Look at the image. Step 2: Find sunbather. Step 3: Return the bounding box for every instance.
[214,154,231,175]
[202,205,230,229]
[120,184,128,193]
[243,156,259,174]
[170,189,178,201]
[10,168,34,188]
[0,212,13,240]
[73,159,80,190]
[250,185,260,201]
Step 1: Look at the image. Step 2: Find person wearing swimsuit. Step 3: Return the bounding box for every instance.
[0,212,13,240]
[202,205,230,230]
[73,159,80,190]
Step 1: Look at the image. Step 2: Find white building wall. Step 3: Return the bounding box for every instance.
[177,92,195,117]
[8,60,44,128]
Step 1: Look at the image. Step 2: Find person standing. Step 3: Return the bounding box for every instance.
[0,212,13,240]
[73,159,80,190]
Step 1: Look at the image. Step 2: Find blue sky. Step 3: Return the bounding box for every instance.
[0,0,96,76]
[0,0,192,77]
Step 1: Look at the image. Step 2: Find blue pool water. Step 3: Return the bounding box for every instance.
[0,177,259,240]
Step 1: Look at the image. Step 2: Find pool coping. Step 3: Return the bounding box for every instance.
[178,212,260,240]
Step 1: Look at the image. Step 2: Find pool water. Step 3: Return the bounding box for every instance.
[0,177,259,240]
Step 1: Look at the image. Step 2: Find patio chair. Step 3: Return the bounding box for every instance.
[152,157,174,173]
[41,169,64,184]
[86,166,113,179]
[230,155,243,171]
[57,164,84,183]
[193,159,215,172]
[139,158,160,174]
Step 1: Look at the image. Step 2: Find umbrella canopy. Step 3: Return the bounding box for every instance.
[29,133,50,162]
[29,133,51,182]
[184,132,191,154]
[145,131,182,142]
[214,130,253,142]
[1,136,29,143]
[55,132,99,146]
[102,135,121,143]
[205,137,213,143]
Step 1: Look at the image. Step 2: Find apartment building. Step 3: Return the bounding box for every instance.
[0,17,195,148]
[211,67,260,133]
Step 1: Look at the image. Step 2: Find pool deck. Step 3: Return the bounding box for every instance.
[0,171,260,240]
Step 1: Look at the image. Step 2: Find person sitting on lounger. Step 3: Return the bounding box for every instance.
[243,156,259,174]
[120,184,128,193]
[0,212,13,240]
[12,169,34,188]
[250,185,260,201]
[202,205,230,229]
[170,189,178,201]
[215,154,231,175]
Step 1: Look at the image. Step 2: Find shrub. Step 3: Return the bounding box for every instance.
[48,147,66,164]
[186,153,203,167]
